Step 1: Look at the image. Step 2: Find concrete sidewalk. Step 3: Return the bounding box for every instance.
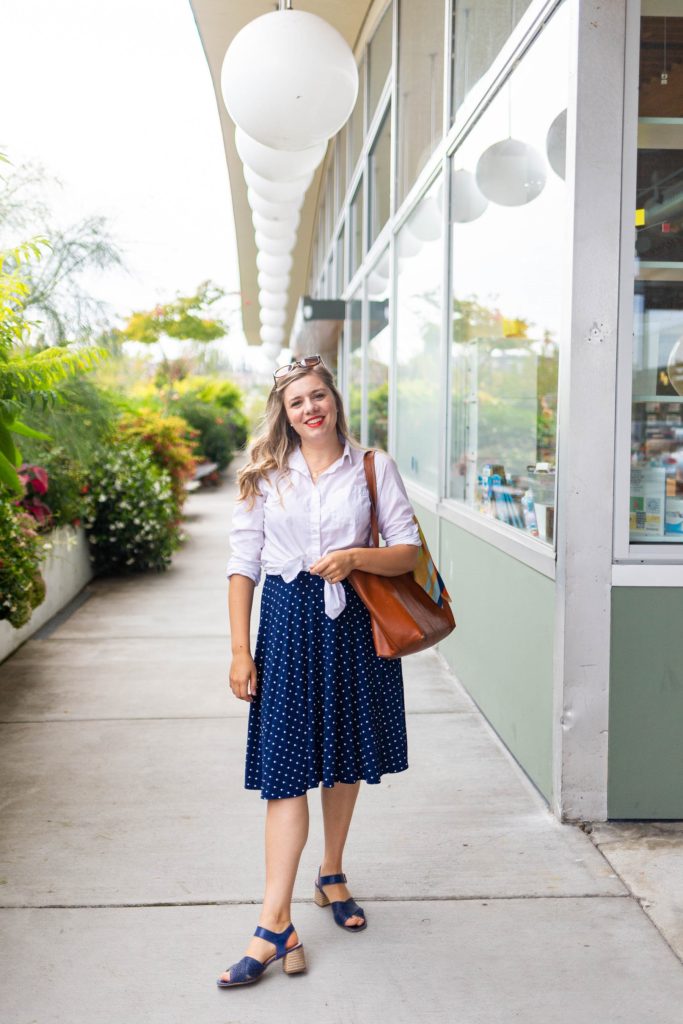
[1,476,682,1023]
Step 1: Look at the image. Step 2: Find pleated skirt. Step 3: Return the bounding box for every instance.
[245,571,409,799]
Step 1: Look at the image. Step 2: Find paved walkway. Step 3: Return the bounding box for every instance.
[1,473,683,1023]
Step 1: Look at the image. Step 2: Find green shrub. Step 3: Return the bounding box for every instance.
[174,397,247,470]
[82,444,183,574]
[29,446,86,528]
[0,496,46,627]
[117,409,198,509]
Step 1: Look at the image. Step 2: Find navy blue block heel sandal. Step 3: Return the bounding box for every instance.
[216,923,306,988]
[314,866,367,931]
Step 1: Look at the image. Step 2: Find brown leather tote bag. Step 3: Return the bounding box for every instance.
[347,451,456,659]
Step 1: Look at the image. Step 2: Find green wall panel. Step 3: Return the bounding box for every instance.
[436,519,555,802]
[609,588,683,819]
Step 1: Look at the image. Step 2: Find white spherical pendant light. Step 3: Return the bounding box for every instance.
[475,138,546,206]
[258,271,290,292]
[244,166,312,204]
[261,324,286,345]
[222,10,358,151]
[252,210,300,238]
[235,129,325,183]
[397,225,422,260]
[255,230,297,256]
[258,289,288,311]
[256,251,293,276]
[451,168,489,223]
[408,194,442,242]
[263,341,283,361]
[546,109,567,181]
[247,188,303,222]
[260,307,287,328]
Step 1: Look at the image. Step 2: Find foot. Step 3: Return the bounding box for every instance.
[218,918,299,984]
[318,868,364,928]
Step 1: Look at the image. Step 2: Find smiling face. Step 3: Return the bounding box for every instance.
[282,371,338,445]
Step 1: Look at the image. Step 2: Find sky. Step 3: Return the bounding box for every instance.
[0,0,265,368]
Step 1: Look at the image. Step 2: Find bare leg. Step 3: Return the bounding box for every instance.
[219,793,309,982]
[319,781,363,927]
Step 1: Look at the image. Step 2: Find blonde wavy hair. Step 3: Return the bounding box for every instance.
[237,361,362,505]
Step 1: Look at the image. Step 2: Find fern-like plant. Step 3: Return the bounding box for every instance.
[0,234,106,494]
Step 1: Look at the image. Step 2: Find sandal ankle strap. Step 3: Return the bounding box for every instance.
[318,870,347,886]
[253,922,295,955]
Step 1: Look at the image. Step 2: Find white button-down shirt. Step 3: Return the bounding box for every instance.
[226,439,421,619]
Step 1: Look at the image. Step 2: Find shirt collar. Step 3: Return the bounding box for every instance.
[288,436,352,477]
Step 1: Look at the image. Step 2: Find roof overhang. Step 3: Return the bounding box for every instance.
[188,1,374,346]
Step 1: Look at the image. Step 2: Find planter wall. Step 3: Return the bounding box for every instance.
[0,525,94,664]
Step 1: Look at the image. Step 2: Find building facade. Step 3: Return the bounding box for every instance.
[192,0,683,821]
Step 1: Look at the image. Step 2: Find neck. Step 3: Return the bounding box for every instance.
[299,434,344,468]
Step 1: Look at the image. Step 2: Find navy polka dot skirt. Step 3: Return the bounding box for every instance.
[245,572,409,800]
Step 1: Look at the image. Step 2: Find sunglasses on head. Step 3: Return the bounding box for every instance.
[273,354,323,382]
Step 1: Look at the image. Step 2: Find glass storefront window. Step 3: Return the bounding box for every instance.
[337,126,348,207]
[348,289,363,440]
[336,227,346,296]
[448,2,569,545]
[450,0,533,119]
[368,3,393,123]
[369,105,392,248]
[349,58,366,179]
[396,0,445,206]
[350,179,364,279]
[367,249,391,450]
[396,176,443,491]
[629,3,683,544]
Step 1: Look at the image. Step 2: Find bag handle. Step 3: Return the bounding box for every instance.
[362,450,380,548]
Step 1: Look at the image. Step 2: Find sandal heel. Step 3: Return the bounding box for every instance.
[314,885,330,908]
[282,944,306,974]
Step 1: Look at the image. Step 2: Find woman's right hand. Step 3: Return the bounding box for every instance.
[229,650,258,702]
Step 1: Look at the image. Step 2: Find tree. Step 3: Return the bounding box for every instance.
[0,156,124,344]
[116,281,229,407]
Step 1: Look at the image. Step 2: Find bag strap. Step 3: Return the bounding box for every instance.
[362,450,380,548]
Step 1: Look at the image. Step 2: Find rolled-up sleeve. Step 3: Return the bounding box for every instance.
[374,453,421,547]
[226,491,265,584]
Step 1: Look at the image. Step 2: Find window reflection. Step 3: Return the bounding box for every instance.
[396,177,443,491]
[349,58,366,179]
[397,0,445,205]
[448,2,568,545]
[369,105,392,247]
[350,180,364,279]
[367,250,391,450]
[451,0,533,118]
[348,290,363,440]
[368,3,393,122]
[629,4,683,543]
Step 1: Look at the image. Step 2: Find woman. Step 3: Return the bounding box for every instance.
[218,354,420,988]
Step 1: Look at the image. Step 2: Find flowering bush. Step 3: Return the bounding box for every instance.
[15,464,54,529]
[82,444,183,574]
[21,446,86,528]
[0,495,47,627]
[117,409,198,509]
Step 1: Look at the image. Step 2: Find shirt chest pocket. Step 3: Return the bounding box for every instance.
[326,482,371,533]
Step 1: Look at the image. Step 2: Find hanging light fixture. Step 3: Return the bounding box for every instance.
[235,128,326,183]
[252,210,300,239]
[243,166,312,204]
[222,2,358,151]
[259,289,288,311]
[475,58,546,208]
[546,109,567,181]
[254,230,297,257]
[451,168,488,223]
